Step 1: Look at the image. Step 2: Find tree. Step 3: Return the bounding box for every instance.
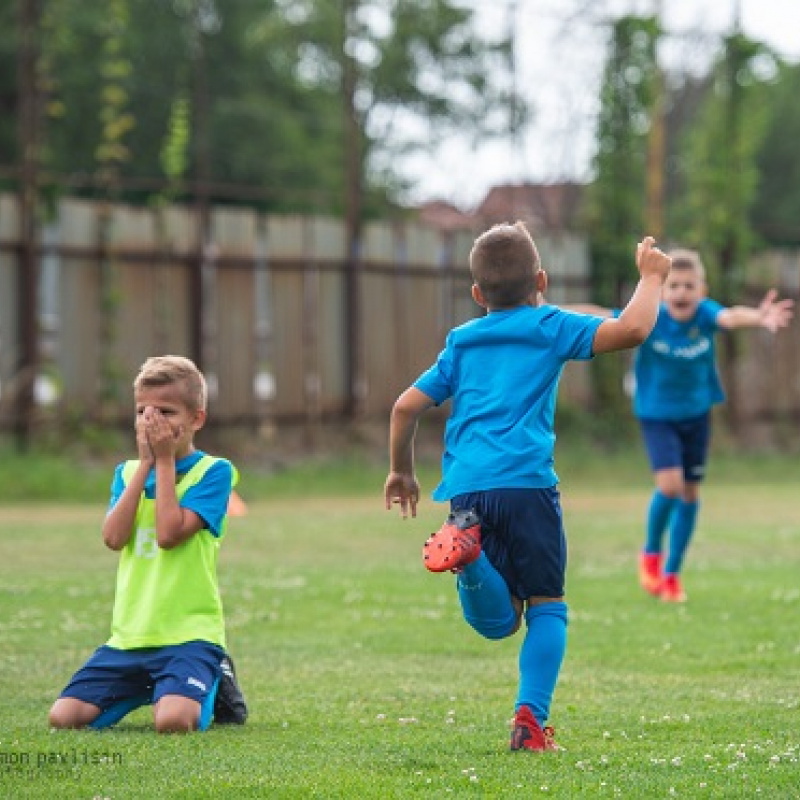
[672,33,774,296]
[670,33,777,429]
[751,60,800,247]
[1,0,513,214]
[586,14,660,426]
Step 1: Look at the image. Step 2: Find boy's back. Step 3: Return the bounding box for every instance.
[415,304,601,498]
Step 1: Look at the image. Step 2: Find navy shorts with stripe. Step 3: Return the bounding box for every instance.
[58,641,225,711]
[638,413,710,482]
[451,487,566,599]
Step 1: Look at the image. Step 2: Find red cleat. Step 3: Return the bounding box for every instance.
[660,573,687,603]
[510,705,559,752]
[422,509,481,573]
[639,551,663,596]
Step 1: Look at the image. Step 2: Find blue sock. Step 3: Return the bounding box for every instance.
[645,490,678,554]
[456,553,518,640]
[665,501,699,574]
[515,602,568,727]
[89,693,152,730]
[199,677,220,732]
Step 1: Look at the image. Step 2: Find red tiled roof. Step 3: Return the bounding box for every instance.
[475,182,585,232]
[416,201,476,232]
[416,183,586,234]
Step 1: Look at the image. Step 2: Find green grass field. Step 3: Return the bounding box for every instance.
[1,451,799,798]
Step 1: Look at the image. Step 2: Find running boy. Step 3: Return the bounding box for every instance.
[49,355,246,733]
[384,223,671,751]
[569,249,793,603]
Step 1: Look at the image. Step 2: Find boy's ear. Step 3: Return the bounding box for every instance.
[471,283,488,309]
[536,269,548,295]
[192,408,207,432]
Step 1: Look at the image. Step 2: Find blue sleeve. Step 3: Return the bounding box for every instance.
[413,338,454,406]
[698,298,725,330]
[181,458,235,538]
[107,462,126,514]
[548,308,604,361]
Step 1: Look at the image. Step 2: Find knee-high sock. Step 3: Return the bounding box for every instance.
[645,490,679,554]
[515,602,568,727]
[456,553,518,640]
[665,500,699,574]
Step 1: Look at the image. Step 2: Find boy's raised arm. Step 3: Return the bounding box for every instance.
[591,237,671,355]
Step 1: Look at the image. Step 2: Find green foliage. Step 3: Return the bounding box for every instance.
[160,95,191,185]
[752,60,800,246]
[589,15,660,302]
[0,3,17,167]
[671,34,776,299]
[1,1,512,214]
[2,457,799,797]
[587,15,660,419]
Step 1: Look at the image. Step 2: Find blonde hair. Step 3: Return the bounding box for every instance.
[668,248,706,280]
[469,221,540,308]
[133,355,207,412]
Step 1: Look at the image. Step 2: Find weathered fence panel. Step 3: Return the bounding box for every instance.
[16,193,799,447]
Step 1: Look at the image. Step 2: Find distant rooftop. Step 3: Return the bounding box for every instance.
[417,182,586,234]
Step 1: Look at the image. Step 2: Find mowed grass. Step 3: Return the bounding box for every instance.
[1,454,799,798]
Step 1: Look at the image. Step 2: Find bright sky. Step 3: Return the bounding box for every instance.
[400,0,800,209]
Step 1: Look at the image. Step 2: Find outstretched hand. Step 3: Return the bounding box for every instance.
[758,289,794,333]
[384,471,420,519]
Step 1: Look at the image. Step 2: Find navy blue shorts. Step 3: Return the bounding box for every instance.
[451,487,566,600]
[638,413,710,482]
[59,641,225,711]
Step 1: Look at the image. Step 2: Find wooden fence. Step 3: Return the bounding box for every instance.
[0,193,595,443]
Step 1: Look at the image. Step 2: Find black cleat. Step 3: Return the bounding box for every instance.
[214,654,248,725]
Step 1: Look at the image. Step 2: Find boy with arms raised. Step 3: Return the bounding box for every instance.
[384,223,671,751]
[571,249,793,602]
[49,355,246,733]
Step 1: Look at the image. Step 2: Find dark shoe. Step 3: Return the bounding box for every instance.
[214,655,248,725]
[509,705,559,752]
[422,509,481,573]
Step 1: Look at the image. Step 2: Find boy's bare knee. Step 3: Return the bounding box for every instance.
[48,698,97,729]
[153,696,200,734]
[48,704,70,729]
[154,716,196,734]
[655,468,684,498]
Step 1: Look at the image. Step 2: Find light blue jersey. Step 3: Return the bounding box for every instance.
[632,299,725,420]
[414,305,602,500]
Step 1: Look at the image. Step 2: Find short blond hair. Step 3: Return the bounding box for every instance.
[133,355,207,412]
[469,221,540,308]
[668,248,705,280]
